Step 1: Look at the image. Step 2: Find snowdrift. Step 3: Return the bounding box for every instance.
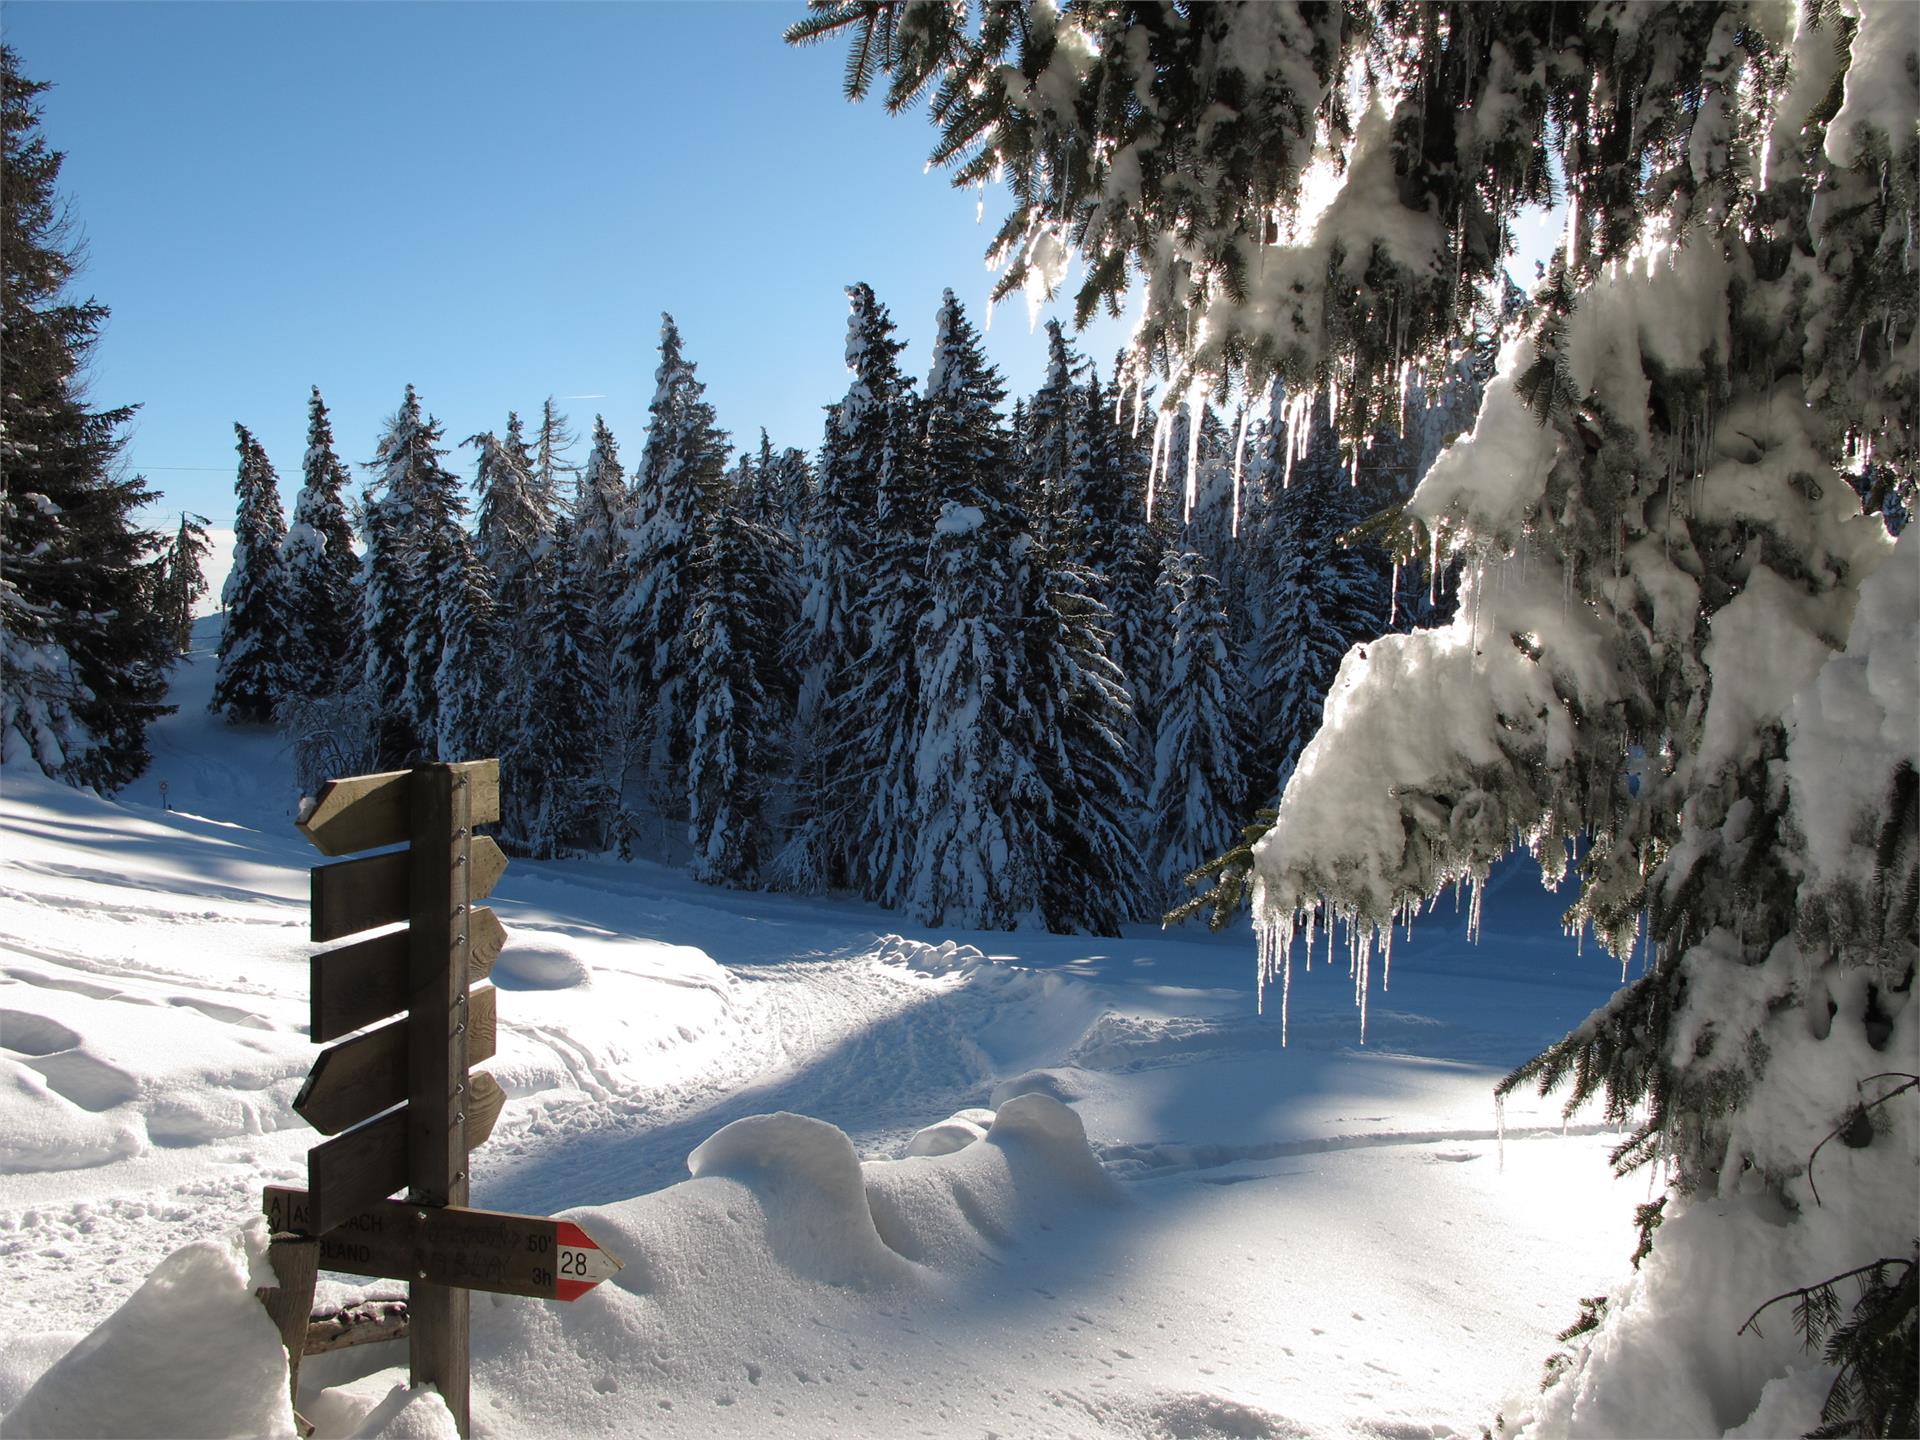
[2,1094,1116,1439]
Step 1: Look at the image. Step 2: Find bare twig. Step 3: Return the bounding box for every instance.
[1807,1073,1919,1207]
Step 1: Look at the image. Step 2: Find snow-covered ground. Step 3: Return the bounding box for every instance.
[0,623,1646,1438]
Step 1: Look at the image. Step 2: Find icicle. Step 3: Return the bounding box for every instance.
[1355,923,1372,1044]
[1259,914,1299,1047]
[1145,408,1174,520]
[1280,390,1310,490]
[1184,390,1204,524]
[1468,871,1485,943]
[1381,918,1394,993]
[1389,558,1401,627]
[1230,404,1251,539]
[1281,938,1293,1046]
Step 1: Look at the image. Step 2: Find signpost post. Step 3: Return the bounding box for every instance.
[262,760,621,1438]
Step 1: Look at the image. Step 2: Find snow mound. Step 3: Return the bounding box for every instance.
[988,1068,1088,1108]
[0,1217,294,1439]
[337,1381,458,1440]
[1077,1389,1308,1438]
[0,1055,146,1174]
[902,1106,996,1157]
[684,1111,919,1289]
[871,933,990,976]
[488,943,589,991]
[863,1093,1121,1267]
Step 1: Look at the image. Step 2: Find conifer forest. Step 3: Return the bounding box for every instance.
[0,5,1915,1439]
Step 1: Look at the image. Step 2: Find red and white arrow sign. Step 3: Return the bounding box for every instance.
[553,1220,623,1300]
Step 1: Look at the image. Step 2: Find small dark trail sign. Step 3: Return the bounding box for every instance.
[263,1187,623,1301]
[258,760,622,1439]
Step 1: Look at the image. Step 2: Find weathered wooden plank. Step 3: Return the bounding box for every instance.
[306,1108,407,1237]
[311,930,408,1042]
[296,768,410,857]
[262,1188,622,1301]
[256,1236,319,1416]
[467,836,508,903]
[408,763,468,1439]
[298,761,500,858]
[303,1298,408,1356]
[310,920,505,1043]
[294,989,495,1137]
[466,907,506,984]
[465,1069,505,1149]
[310,851,409,943]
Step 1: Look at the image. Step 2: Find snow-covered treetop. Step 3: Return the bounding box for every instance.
[925,288,964,400]
[580,414,625,503]
[368,384,465,529]
[225,423,285,588]
[300,387,349,493]
[835,282,909,438]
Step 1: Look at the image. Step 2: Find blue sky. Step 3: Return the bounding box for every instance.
[5,1,1132,533]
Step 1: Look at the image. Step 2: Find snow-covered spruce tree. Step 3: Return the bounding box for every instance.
[365,385,467,763]
[568,414,636,849]
[1149,546,1249,907]
[357,489,415,767]
[472,412,553,632]
[532,395,578,520]
[1021,320,1085,538]
[281,387,361,700]
[830,317,934,906]
[911,501,1041,929]
[686,466,796,887]
[1016,529,1149,933]
[906,292,1047,928]
[572,413,629,589]
[432,530,498,766]
[609,314,728,816]
[779,282,914,893]
[0,46,171,788]
[509,521,611,859]
[210,424,294,724]
[467,414,549,767]
[154,512,211,657]
[764,440,815,541]
[798,3,1919,1431]
[1075,368,1170,741]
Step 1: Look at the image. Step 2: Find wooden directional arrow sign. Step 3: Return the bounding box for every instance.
[309,837,507,945]
[299,761,501,857]
[312,908,507,1042]
[264,1187,623,1302]
[305,1071,507,1236]
[295,987,497,1135]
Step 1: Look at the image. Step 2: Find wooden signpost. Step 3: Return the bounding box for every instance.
[260,760,621,1439]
